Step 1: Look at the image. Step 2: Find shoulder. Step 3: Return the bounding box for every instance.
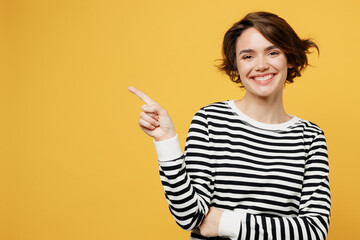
[197,100,232,113]
[294,117,325,137]
[193,100,233,118]
[193,101,229,112]
[190,100,233,123]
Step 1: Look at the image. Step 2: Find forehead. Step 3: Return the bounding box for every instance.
[236,27,275,52]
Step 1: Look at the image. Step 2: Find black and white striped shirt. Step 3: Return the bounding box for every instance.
[154,100,330,240]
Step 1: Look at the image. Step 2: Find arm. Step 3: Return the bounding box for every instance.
[128,87,214,231]
[155,108,215,230]
[216,132,330,240]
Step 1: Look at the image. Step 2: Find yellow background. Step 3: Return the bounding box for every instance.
[1,0,359,239]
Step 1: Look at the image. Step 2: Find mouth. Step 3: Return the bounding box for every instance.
[251,73,276,85]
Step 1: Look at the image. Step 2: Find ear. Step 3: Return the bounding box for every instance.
[287,64,293,69]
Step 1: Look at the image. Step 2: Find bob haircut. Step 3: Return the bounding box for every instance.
[218,11,319,87]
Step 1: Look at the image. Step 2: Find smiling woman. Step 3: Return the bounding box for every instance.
[130,11,330,240]
[218,11,319,87]
[233,27,293,122]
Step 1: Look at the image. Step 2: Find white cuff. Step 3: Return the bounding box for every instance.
[218,210,245,239]
[153,134,183,162]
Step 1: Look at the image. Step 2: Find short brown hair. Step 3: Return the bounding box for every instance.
[218,12,319,86]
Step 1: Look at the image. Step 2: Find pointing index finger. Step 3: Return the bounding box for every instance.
[128,86,157,104]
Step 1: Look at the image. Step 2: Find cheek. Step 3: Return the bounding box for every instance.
[236,62,252,77]
[274,57,289,70]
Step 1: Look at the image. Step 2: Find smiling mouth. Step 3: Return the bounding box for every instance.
[251,73,276,86]
[252,74,275,81]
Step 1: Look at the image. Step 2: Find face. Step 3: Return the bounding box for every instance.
[235,27,291,98]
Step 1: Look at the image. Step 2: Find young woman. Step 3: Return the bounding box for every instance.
[129,11,330,240]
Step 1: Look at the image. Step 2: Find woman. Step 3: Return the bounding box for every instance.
[129,11,330,240]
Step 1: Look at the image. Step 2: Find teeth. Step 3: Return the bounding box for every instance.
[253,74,274,81]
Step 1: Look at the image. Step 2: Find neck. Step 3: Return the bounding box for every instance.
[235,91,291,124]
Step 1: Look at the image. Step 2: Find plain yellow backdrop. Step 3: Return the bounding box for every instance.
[1,0,359,239]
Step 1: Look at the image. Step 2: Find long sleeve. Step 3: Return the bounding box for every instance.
[155,108,215,230]
[218,132,331,240]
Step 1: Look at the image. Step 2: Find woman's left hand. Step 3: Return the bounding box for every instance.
[199,207,224,237]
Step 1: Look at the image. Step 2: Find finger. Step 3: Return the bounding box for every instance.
[139,119,156,130]
[144,112,159,120]
[140,112,160,127]
[141,104,166,116]
[140,108,159,120]
[128,86,157,105]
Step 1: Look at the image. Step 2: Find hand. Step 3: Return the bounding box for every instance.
[128,86,176,141]
[199,207,224,237]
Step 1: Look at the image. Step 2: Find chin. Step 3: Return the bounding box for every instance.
[255,92,275,98]
[246,85,283,98]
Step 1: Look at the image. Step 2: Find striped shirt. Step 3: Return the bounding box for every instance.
[154,100,330,240]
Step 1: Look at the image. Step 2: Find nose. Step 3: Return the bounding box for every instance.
[254,56,269,71]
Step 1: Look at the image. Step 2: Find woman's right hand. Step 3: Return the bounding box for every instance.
[128,86,176,142]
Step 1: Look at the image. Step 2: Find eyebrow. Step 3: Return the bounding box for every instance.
[238,45,279,56]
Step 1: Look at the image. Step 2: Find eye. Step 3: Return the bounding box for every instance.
[268,51,279,56]
[241,55,252,60]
